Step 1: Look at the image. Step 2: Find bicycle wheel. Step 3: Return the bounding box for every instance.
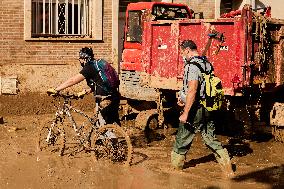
[93,124,133,166]
[38,121,66,156]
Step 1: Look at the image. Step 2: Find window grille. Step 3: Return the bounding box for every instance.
[31,0,90,37]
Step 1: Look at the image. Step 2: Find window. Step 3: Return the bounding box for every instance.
[25,0,102,40]
[126,11,143,43]
[152,5,190,20]
[220,0,233,15]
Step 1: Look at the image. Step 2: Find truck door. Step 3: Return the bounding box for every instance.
[150,23,179,89]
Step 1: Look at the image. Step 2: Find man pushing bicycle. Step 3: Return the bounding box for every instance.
[47,47,120,126]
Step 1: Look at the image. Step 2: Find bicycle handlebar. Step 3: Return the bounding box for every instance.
[47,91,82,100]
[47,91,112,100]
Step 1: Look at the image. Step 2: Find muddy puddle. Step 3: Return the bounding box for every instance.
[0,114,283,189]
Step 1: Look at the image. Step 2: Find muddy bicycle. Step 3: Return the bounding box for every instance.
[37,92,133,166]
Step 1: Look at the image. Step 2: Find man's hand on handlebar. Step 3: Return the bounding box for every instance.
[77,89,87,98]
[47,88,59,96]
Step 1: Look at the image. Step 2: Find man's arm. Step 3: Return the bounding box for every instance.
[55,73,85,91]
[179,80,198,123]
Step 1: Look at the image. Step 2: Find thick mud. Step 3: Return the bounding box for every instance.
[0,93,283,188]
[0,112,283,189]
[0,93,95,116]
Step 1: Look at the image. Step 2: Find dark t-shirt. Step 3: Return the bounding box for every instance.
[80,60,107,96]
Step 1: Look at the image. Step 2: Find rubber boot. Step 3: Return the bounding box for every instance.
[171,151,185,170]
[215,148,234,178]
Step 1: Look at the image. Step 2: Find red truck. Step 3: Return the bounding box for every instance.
[119,2,284,142]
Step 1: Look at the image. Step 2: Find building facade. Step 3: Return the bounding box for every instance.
[0,0,115,94]
[0,0,283,94]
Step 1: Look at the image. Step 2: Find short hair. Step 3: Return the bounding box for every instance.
[79,47,94,59]
[180,40,197,50]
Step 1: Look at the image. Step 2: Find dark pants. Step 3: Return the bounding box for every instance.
[173,106,224,155]
[99,93,120,125]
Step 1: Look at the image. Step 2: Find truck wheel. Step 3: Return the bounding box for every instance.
[135,109,159,143]
[135,109,158,130]
[147,115,158,130]
[270,102,284,142]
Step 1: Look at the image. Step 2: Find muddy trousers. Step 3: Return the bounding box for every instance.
[172,106,231,171]
[98,94,120,125]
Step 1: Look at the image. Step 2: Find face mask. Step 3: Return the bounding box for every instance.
[182,57,187,63]
[79,59,86,67]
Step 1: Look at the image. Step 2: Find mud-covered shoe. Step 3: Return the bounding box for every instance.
[215,148,234,178]
[171,151,185,170]
[222,163,234,179]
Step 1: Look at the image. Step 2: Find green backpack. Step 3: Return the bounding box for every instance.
[189,58,224,111]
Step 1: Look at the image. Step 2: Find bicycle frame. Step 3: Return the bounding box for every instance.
[40,92,133,165]
[47,95,104,149]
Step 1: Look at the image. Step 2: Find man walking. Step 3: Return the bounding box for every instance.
[171,40,234,177]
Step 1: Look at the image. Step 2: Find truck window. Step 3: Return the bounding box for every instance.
[152,5,189,20]
[126,11,143,43]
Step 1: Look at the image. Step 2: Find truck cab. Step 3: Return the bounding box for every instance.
[120,2,192,101]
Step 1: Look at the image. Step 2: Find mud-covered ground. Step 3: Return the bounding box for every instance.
[0,94,284,189]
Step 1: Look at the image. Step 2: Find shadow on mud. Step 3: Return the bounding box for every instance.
[184,154,216,168]
[130,131,166,148]
[131,151,149,166]
[144,128,166,143]
[203,187,222,189]
[232,165,284,189]
[183,138,253,169]
[224,138,253,157]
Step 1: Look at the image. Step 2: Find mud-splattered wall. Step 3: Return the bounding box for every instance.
[0,0,113,94]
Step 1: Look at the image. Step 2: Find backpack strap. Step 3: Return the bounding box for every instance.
[189,62,205,74]
[90,59,108,93]
[187,56,213,74]
[93,59,109,83]
[93,59,103,78]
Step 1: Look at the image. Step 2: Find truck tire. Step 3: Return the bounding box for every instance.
[135,109,158,130]
[270,102,284,142]
[135,109,159,143]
